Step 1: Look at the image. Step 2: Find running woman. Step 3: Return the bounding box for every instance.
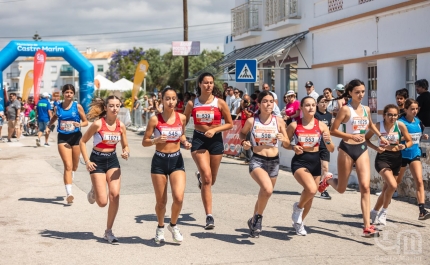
[142,87,192,244]
[366,104,412,226]
[240,90,289,238]
[287,96,334,235]
[79,95,130,244]
[46,84,88,203]
[183,72,233,229]
[395,99,430,220]
[315,95,333,200]
[319,79,388,237]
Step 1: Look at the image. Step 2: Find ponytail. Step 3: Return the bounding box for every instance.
[87,95,120,120]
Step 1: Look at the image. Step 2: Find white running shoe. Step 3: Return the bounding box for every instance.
[291,202,303,224]
[293,222,307,236]
[87,186,96,204]
[154,227,165,244]
[66,194,74,204]
[167,224,183,243]
[370,210,379,224]
[104,229,118,243]
[377,210,387,226]
[376,191,382,196]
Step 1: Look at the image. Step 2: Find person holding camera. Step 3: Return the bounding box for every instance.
[237,94,254,162]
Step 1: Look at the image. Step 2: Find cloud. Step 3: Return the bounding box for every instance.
[0,0,234,53]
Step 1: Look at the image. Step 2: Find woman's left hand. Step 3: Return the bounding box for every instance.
[204,129,217,138]
[379,136,389,146]
[121,150,129,160]
[423,134,429,140]
[182,140,192,150]
[73,122,80,127]
[276,133,287,142]
[322,132,330,143]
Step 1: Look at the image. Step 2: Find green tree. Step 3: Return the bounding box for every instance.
[105,48,146,82]
[144,48,168,92]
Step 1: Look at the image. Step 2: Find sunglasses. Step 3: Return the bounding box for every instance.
[385,113,398,118]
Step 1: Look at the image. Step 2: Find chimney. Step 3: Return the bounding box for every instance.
[86,47,92,54]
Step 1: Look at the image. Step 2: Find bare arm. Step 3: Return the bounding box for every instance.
[365,122,380,151]
[142,116,160,147]
[79,120,101,167]
[77,104,89,127]
[277,116,290,149]
[330,105,351,141]
[119,122,130,160]
[290,109,300,119]
[319,121,334,152]
[213,99,233,133]
[183,100,194,125]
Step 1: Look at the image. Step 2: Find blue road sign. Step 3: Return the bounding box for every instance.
[236,59,257,83]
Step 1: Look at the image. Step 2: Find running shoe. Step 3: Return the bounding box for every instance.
[87,186,96,204]
[247,218,259,238]
[154,227,165,244]
[293,222,307,236]
[370,209,379,224]
[320,190,331,200]
[195,171,202,189]
[318,172,333,193]
[291,202,303,224]
[362,225,380,238]
[167,224,183,243]
[375,191,382,196]
[377,210,387,226]
[66,194,74,204]
[419,210,430,220]
[36,139,40,147]
[104,229,118,243]
[253,215,263,233]
[205,215,215,230]
[44,143,50,147]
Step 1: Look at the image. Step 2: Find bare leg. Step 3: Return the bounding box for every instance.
[106,168,121,230]
[169,170,186,224]
[251,168,277,215]
[294,168,318,220]
[58,144,73,185]
[328,148,354,193]
[151,174,168,226]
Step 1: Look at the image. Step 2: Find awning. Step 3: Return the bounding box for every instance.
[187,30,308,81]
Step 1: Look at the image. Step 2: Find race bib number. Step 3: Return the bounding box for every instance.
[161,127,182,141]
[102,132,121,144]
[381,132,399,146]
[352,117,369,132]
[297,133,320,148]
[410,133,422,145]
[196,110,214,123]
[60,121,75,132]
[254,126,277,146]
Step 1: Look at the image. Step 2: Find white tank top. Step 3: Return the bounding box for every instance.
[250,115,279,147]
[379,121,401,146]
[343,104,369,134]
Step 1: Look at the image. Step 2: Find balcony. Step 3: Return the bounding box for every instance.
[6,72,20,79]
[265,0,300,31]
[60,70,74,77]
[59,65,77,77]
[231,1,262,40]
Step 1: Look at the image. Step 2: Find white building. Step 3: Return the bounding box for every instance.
[215,0,430,183]
[4,48,113,96]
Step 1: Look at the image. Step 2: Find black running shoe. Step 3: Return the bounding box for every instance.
[320,190,332,200]
[195,171,202,190]
[247,217,259,238]
[253,215,263,233]
[419,210,430,220]
[205,216,215,230]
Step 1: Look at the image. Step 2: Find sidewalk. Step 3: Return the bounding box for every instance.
[0,126,429,264]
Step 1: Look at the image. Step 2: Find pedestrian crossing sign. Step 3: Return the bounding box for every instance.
[236,59,257,83]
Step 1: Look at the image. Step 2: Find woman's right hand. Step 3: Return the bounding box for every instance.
[349,134,364,142]
[293,145,304,155]
[155,135,167,144]
[376,146,385,154]
[86,161,97,172]
[242,140,251,150]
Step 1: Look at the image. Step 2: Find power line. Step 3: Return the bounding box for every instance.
[0,21,230,39]
[0,0,26,3]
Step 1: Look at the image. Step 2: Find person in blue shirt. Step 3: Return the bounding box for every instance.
[395,99,430,220]
[36,92,52,147]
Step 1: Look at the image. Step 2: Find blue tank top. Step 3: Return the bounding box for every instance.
[56,101,81,134]
[399,116,422,159]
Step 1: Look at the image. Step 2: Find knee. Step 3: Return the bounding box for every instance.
[307,186,318,196]
[337,186,347,194]
[97,198,108,208]
[386,181,397,191]
[109,192,120,203]
[64,164,73,172]
[261,187,273,197]
[155,200,167,210]
[200,173,212,186]
[359,184,370,194]
[172,195,184,205]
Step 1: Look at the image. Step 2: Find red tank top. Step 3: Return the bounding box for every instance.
[192,97,222,126]
[294,118,321,148]
[154,113,183,143]
[93,118,122,149]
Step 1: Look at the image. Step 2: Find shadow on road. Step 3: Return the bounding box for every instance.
[190,230,255,245]
[273,190,301,196]
[134,213,205,229]
[341,213,425,228]
[19,196,70,207]
[236,228,292,241]
[39,230,179,247]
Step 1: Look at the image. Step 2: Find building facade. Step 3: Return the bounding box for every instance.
[4,48,113,96]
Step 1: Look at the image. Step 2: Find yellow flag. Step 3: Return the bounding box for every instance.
[22,70,34,101]
[132,60,149,106]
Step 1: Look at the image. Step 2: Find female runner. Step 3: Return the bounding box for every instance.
[142,87,192,244]
[80,95,130,243]
[240,90,289,238]
[287,96,334,235]
[366,104,412,226]
[319,79,388,237]
[183,72,233,229]
[46,84,88,203]
[395,99,430,220]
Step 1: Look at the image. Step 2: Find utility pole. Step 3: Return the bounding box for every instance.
[183,0,188,93]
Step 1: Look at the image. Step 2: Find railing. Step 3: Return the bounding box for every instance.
[6,72,20,78]
[60,70,74,77]
[265,0,299,26]
[231,1,262,37]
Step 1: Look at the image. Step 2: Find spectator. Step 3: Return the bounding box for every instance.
[249,93,259,114]
[254,89,261,96]
[396,88,409,116]
[416,79,430,127]
[262,83,281,117]
[283,90,300,125]
[6,92,21,142]
[176,93,184,113]
[183,92,191,109]
[28,106,37,135]
[230,88,242,120]
[0,109,5,142]
[305,81,319,101]
[237,94,253,162]
[190,93,196,103]
[35,92,52,147]
[225,86,234,108]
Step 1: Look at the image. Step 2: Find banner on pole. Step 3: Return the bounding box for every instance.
[33,50,47,105]
[22,70,34,101]
[222,120,243,156]
[132,60,149,106]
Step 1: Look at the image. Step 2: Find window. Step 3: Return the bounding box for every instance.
[97,65,104,72]
[337,68,344,85]
[328,0,343,13]
[51,80,57,88]
[51,66,57,73]
[406,59,417,99]
[359,0,374,4]
[368,65,377,114]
